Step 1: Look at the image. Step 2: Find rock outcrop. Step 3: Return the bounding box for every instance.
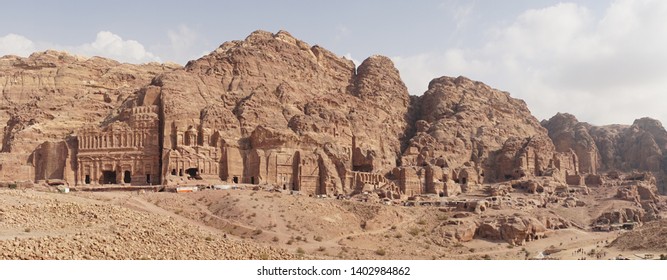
[146,30,410,195]
[0,29,665,207]
[404,76,548,175]
[541,113,599,174]
[393,78,581,197]
[0,30,585,200]
[0,51,178,182]
[543,114,667,193]
[476,215,548,246]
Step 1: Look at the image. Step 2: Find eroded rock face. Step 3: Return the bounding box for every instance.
[616,183,660,204]
[434,219,478,243]
[3,29,666,211]
[391,76,581,197]
[541,113,599,174]
[543,114,667,193]
[0,51,178,182]
[476,215,549,246]
[143,30,410,194]
[404,76,547,174]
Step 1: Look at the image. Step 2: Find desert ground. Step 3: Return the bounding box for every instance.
[1,184,662,260]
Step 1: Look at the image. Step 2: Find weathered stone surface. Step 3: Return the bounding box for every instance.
[139,30,409,195]
[435,219,478,243]
[404,76,547,175]
[544,114,667,193]
[0,50,178,182]
[541,113,599,174]
[476,215,549,246]
[594,208,644,226]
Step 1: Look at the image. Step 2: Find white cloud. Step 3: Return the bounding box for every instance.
[394,0,667,126]
[0,31,159,64]
[343,53,360,68]
[168,25,199,58]
[0,33,36,57]
[150,24,206,64]
[75,31,160,63]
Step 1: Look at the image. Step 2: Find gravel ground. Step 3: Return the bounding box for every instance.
[0,189,295,260]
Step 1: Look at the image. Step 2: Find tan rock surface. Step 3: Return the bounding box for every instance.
[544,114,667,193]
[0,51,178,181]
[404,76,549,179]
[541,113,599,174]
[0,30,666,260]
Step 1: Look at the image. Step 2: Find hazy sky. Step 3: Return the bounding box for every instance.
[2,0,666,126]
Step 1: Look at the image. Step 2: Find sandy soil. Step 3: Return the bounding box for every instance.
[0,184,663,260]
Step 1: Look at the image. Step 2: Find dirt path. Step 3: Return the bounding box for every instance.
[297,213,421,251]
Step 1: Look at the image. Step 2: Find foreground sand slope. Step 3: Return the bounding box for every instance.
[0,189,293,259]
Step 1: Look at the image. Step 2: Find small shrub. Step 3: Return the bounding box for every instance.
[8,183,17,189]
[314,235,323,242]
[317,246,326,252]
[205,236,213,241]
[296,247,305,254]
[252,229,263,235]
[24,228,31,233]
[408,228,420,236]
[482,254,492,260]
[272,236,279,242]
[375,248,386,256]
[416,219,426,225]
[394,233,403,239]
[390,225,397,230]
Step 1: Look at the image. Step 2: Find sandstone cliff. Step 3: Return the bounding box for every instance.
[2,30,666,252]
[0,29,663,201]
[122,30,410,194]
[0,30,582,196]
[397,75,577,195]
[543,114,667,193]
[541,113,599,174]
[0,50,178,181]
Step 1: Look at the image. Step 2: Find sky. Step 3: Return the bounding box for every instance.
[1,0,666,126]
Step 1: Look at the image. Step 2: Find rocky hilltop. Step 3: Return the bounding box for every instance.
[1,30,666,256]
[0,30,651,196]
[542,113,667,193]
